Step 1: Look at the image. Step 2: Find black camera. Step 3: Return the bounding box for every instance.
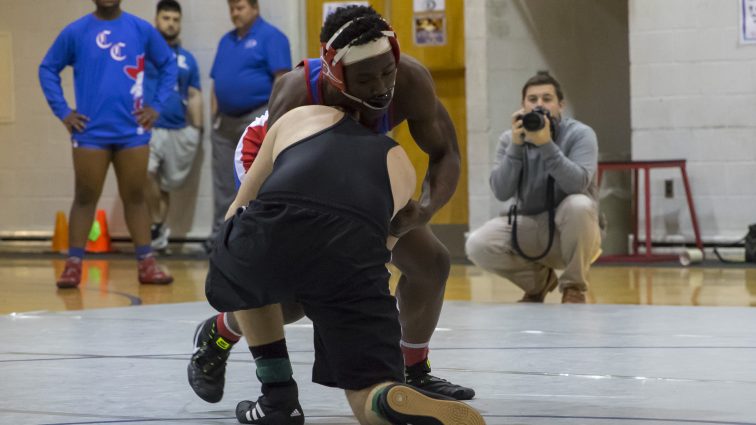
[518,106,557,141]
[520,106,551,131]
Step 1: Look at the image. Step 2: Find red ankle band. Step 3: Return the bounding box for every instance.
[400,341,429,367]
[216,313,241,343]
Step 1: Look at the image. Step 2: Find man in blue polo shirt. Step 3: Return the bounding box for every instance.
[144,0,203,250]
[207,0,292,250]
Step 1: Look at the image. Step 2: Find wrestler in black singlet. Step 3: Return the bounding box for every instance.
[206,115,405,389]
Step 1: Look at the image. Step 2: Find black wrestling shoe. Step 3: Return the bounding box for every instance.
[187,315,234,403]
[236,383,304,425]
[406,359,476,400]
[376,383,485,425]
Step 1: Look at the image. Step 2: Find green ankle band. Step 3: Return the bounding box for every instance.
[371,386,389,417]
[254,357,293,383]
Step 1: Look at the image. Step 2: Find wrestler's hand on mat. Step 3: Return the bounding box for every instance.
[134,106,160,130]
[62,111,89,134]
[389,200,431,238]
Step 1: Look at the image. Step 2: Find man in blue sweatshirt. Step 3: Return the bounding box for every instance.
[39,0,178,288]
[466,71,603,304]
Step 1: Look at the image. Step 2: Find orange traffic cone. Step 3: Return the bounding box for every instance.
[52,211,69,253]
[86,209,112,253]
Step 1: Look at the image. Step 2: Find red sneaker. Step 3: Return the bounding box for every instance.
[56,258,82,289]
[138,256,174,284]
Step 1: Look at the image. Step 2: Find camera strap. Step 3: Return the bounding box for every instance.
[508,168,556,262]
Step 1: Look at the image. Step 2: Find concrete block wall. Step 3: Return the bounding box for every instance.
[466,0,555,231]
[0,0,305,238]
[630,0,756,242]
[465,0,631,232]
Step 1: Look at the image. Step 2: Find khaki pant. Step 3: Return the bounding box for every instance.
[465,194,602,294]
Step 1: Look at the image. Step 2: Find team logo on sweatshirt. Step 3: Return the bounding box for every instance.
[96,30,127,61]
[96,30,112,49]
[124,54,145,114]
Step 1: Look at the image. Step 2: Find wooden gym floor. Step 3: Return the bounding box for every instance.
[2,251,755,314]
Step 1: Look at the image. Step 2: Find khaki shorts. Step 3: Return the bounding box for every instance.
[148,126,201,191]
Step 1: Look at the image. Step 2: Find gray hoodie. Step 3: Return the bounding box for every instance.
[490,117,598,215]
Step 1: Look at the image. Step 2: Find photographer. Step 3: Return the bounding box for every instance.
[465,71,602,303]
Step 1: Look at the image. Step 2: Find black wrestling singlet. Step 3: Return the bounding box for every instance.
[257,116,398,237]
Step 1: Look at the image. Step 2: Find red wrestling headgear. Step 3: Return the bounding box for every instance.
[320,17,400,93]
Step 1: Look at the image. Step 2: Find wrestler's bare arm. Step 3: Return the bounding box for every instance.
[386,145,417,249]
[389,56,461,235]
[388,146,417,219]
[225,118,282,219]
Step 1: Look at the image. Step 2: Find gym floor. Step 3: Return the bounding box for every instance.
[2,249,755,424]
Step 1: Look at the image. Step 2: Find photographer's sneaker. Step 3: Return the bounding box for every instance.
[150,224,170,251]
[56,257,82,289]
[236,396,304,425]
[377,383,486,425]
[561,287,586,304]
[519,270,558,303]
[188,316,234,403]
[406,359,475,400]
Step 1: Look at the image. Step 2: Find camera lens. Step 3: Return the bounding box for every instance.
[521,111,545,131]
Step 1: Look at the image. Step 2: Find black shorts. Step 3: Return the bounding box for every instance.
[206,199,404,389]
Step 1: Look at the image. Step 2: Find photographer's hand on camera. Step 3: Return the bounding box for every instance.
[511,109,526,145]
[524,114,552,146]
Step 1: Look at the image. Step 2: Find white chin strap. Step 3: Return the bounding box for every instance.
[341,87,394,111]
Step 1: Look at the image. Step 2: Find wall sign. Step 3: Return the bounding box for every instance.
[741,0,756,44]
[413,0,446,46]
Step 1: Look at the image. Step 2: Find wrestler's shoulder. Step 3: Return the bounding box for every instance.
[397,54,432,83]
[393,54,436,113]
[277,105,344,127]
[275,66,307,92]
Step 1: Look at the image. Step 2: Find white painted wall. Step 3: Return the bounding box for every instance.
[0,0,305,238]
[630,0,756,242]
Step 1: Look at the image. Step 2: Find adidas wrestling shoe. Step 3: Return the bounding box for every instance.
[236,396,304,425]
[187,316,234,403]
[377,383,485,425]
[406,359,476,401]
[236,383,304,425]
